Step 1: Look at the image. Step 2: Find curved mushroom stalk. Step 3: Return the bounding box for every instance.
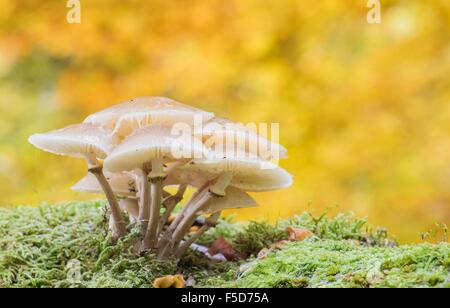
[85,154,127,240]
[109,198,139,231]
[175,211,221,259]
[156,181,211,257]
[168,185,258,258]
[158,173,232,259]
[135,166,151,236]
[141,158,166,250]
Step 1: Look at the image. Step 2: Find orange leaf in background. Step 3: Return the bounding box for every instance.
[208,236,240,261]
[286,227,314,241]
[153,274,185,288]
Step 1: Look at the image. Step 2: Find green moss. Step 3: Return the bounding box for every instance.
[0,201,448,288]
[201,212,396,258]
[226,240,450,288]
[0,201,231,288]
[233,222,287,257]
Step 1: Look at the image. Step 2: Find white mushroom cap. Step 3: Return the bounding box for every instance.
[180,148,293,192]
[196,117,288,160]
[198,186,258,214]
[71,172,138,197]
[72,171,175,197]
[28,123,118,159]
[104,125,206,172]
[84,97,214,137]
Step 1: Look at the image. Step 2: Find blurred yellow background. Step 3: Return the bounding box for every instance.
[0,0,449,242]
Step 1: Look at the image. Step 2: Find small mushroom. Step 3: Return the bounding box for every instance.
[71,172,139,222]
[28,123,127,240]
[198,186,258,215]
[71,171,138,197]
[196,117,288,160]
[84,96,214,137]
[104,124,206,251]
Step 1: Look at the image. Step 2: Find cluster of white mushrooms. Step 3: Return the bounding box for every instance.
[29,97,292,260]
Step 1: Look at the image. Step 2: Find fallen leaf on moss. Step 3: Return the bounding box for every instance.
[208,236,240,261]
[153,274,185,288]
[286,227,314,241]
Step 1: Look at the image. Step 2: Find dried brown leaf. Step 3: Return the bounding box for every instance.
[208,236,240,261]
[286,227,314,241]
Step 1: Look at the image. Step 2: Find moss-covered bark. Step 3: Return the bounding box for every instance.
[0,201,448,288]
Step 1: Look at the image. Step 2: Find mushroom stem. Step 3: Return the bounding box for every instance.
[142,158,165,251]
[174,211,221,258]
[86,154,127,240]
[158,184,187,235]
[156,182,209,255]
[136,167,150,236]
[160,173,231,258]
[164,191,214,256]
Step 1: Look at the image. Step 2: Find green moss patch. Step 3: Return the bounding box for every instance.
[0,201,448,288]
[228,240,450,288]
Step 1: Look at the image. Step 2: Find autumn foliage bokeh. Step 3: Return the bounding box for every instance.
[0,1,449,242]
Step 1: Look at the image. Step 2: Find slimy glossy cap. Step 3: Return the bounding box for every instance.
[28,123,118,159]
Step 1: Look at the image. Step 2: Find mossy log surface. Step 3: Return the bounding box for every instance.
[0,201,448,288]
